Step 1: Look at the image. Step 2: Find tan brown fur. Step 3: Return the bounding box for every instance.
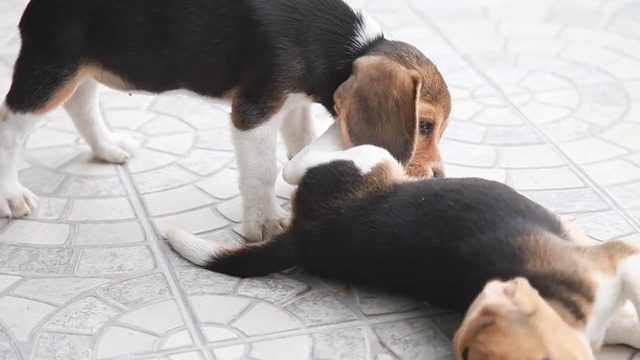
[583,240,639,274]
[455,222,640,359]
[33,63,133,114]
[334,53,450,178]
[230,95,286,130]
[33,75,81,114]
[454,278,593,360]
[518,233,596,327]
[375,44,450,178]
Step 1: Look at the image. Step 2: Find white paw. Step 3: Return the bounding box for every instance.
[0,181,38,218]
[242,206,290,242]
[93,134,140,164]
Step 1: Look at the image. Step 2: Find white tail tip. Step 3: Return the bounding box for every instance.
[163,227,220,266]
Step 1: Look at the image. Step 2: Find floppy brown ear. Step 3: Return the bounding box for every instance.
[453,312,493,360]
[334,56,421,164]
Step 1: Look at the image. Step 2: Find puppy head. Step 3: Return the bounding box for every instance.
[453,278,593,360]
[334,51,450,178]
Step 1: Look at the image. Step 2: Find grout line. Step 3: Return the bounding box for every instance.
[115,164,215,360]
[101,96,216,360]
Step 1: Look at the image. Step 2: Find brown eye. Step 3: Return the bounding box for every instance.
[418,120,433,135]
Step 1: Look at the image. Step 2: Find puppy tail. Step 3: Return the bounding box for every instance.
[164,228,300,278]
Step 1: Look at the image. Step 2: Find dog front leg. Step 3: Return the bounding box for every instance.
[232,109,289,243]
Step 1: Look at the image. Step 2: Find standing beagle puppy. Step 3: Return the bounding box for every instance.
[165,124,640,358]
[0,0,450,242]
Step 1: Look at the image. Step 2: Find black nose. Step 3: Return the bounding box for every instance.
[433,171,445,179]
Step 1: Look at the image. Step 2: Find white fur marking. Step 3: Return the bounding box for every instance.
[588,253,640,349]
[620,253,640,319]
[234,94,311,242]
[280,102,317,160]
[283,123,395,185]
[583,273,624,345]
[353,10,383,49]
[604,300,640,348]
[0,103,40,218]
[164,228,223,266]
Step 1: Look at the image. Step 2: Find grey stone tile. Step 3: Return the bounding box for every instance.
[96,326,158,358]
[118,300,185,334]
[1,220,70,245]
[98,273,172,308]
[237,275,310,303]
[0,275,21,293]
[75,221,145,245]
[45,296,120,333]
[12,277,108,305]
[177,268,239,295]
[33,333,93,360]
[312,328,367,360]
[485,125,544,145]
[356,288,423,316]
[153,207,228,234]
[0,245,73,274]
[539,117,600,143]
[608,182,640,209]
[249,335,312,360]
[522,188,610,214]
[18,167,66,195]
[76,246,155,276]
[125,148,177,173]
[30,197,69,221]
[143,185,215,217]
[232,302,300,335]
[510,167,584,190]
[62,176,127,197]
[0,296,56,341]
[373,318,452,359]
[189,294,251,325]
[178,149,235,176]
[0,330,20,360]
[285,291,358,327]
[132,165,200,194]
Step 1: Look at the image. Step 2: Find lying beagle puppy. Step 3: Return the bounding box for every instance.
[0,0,450,242]
[166,124,640,359]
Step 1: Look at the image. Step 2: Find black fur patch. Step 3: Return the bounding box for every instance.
[208,160,591,322]
[7,0,384,122]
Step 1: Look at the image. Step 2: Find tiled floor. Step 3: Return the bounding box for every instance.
[0,0,639,359]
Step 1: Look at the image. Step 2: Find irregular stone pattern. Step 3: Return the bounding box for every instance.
[0,0,638,358]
